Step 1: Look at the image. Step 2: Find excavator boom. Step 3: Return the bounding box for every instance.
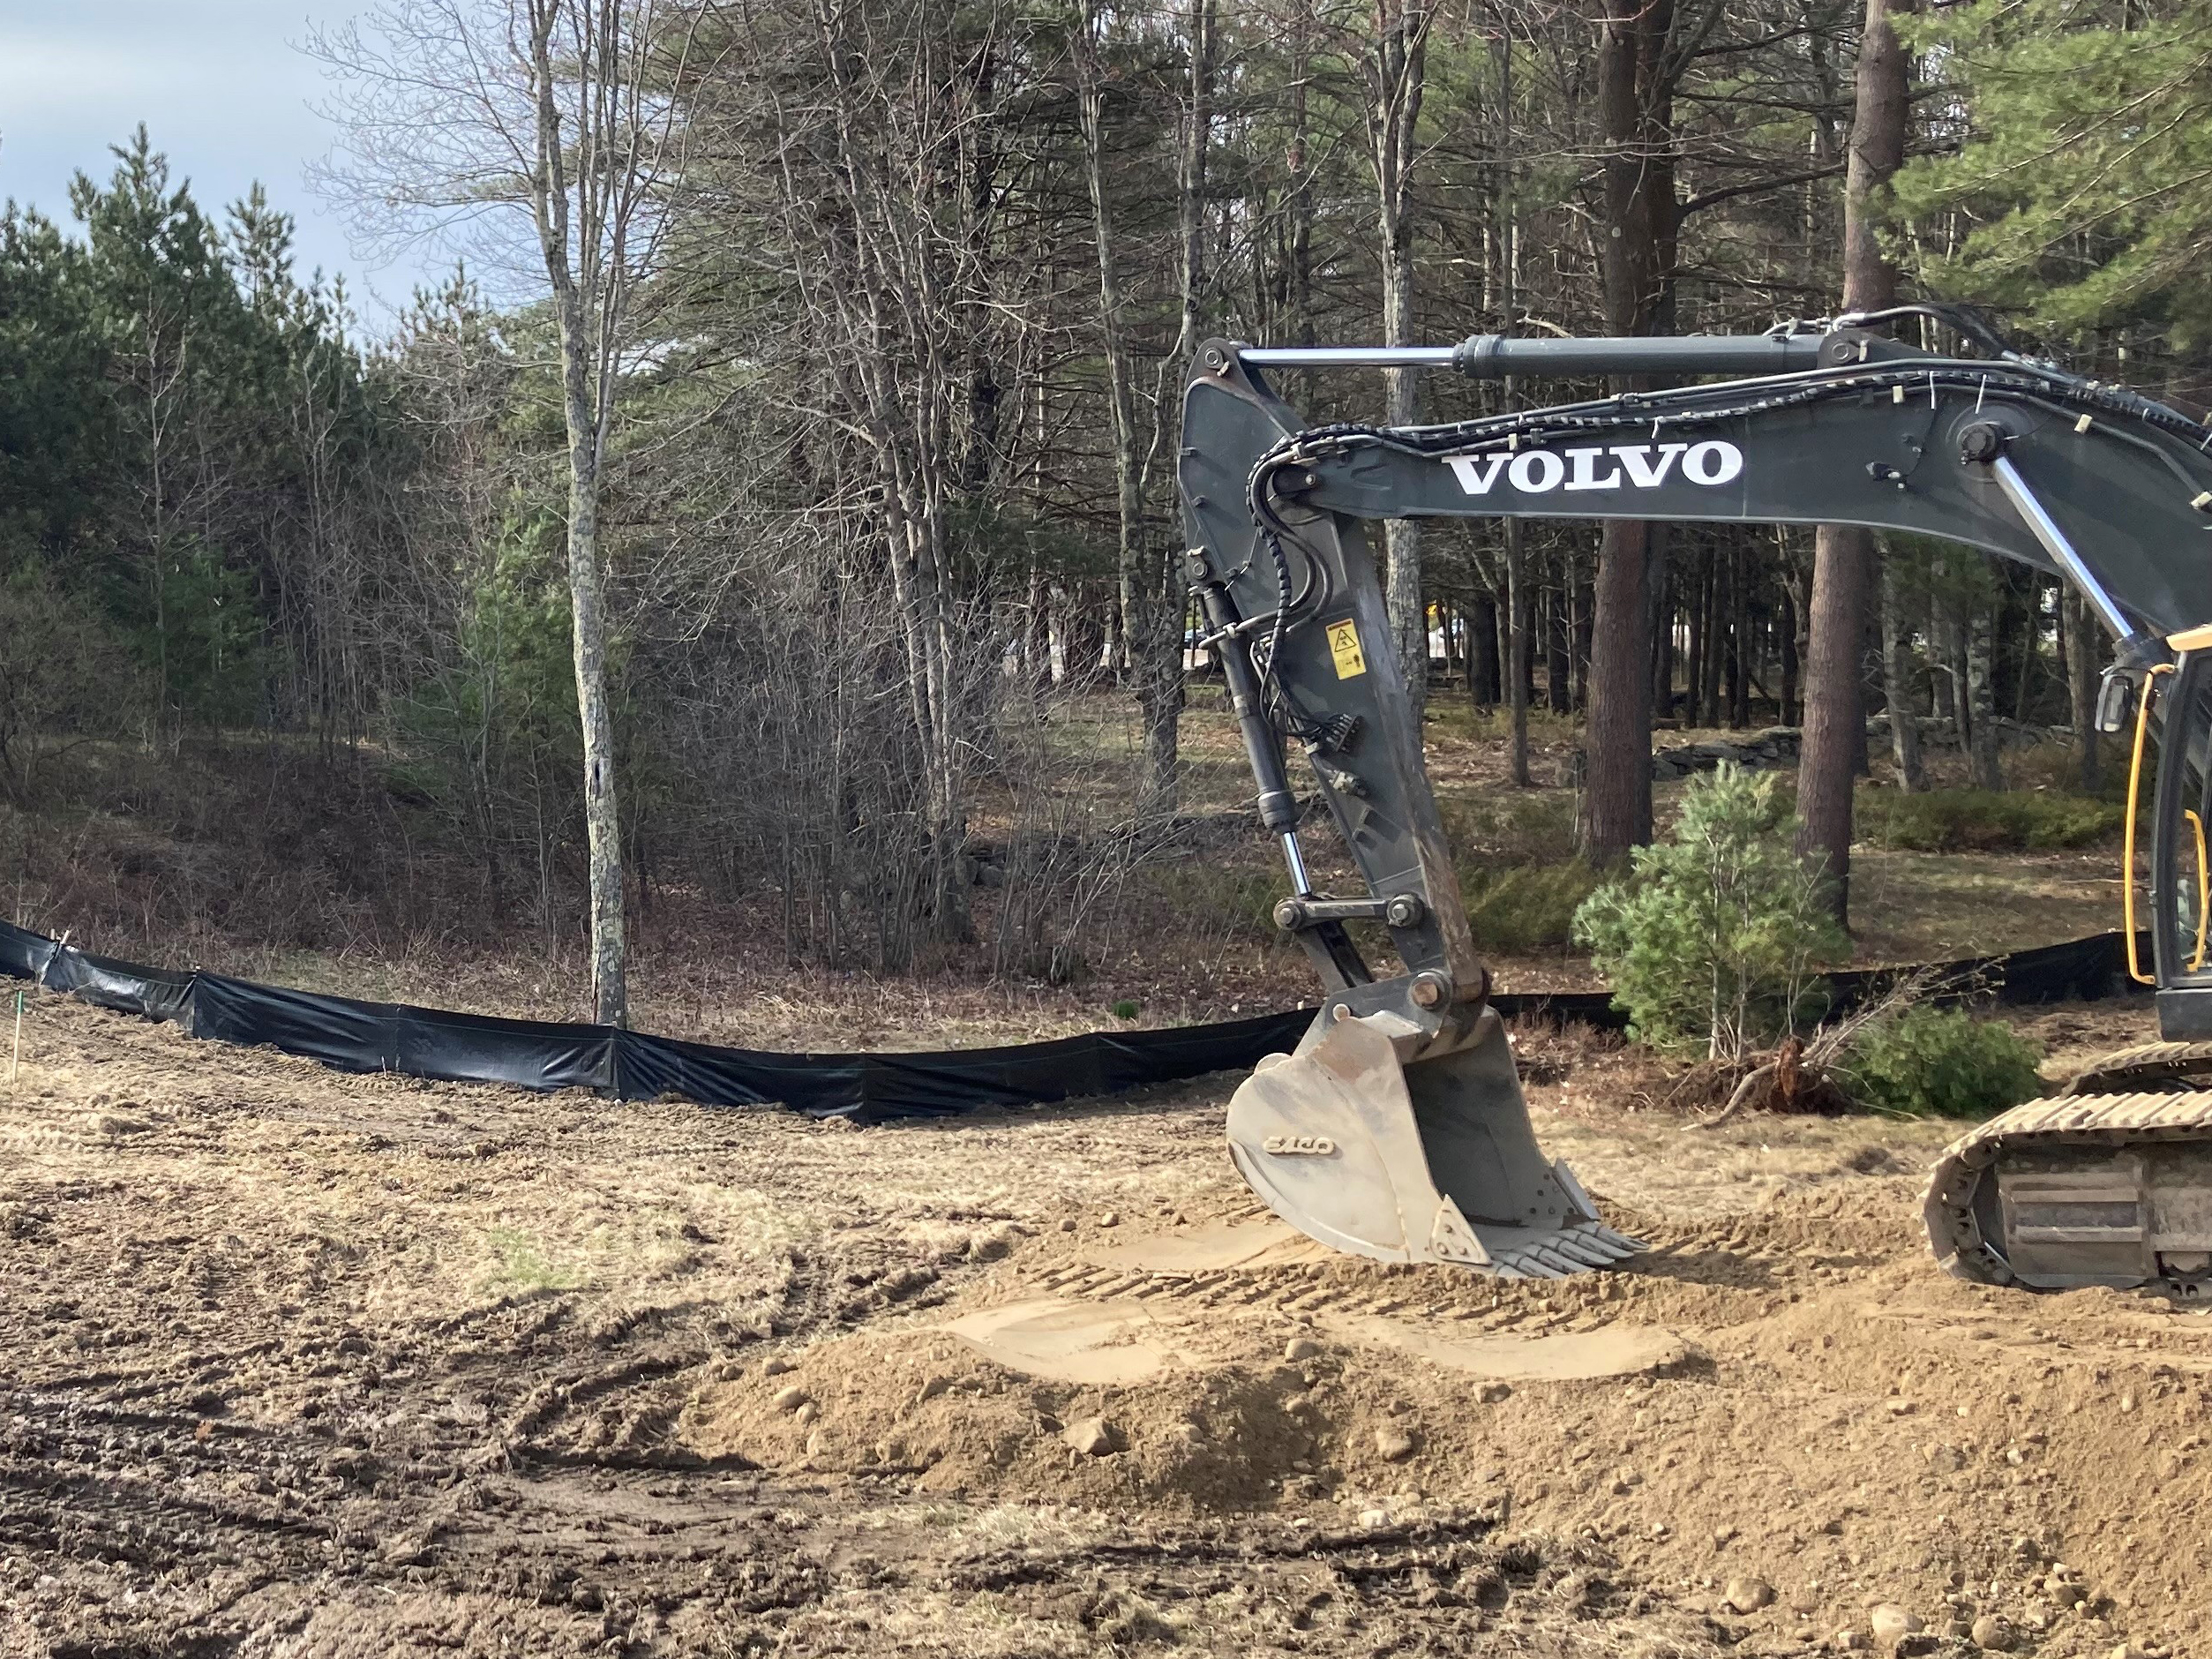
[1181,318,2212,1293]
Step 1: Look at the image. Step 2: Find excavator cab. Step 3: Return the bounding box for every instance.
[2141,644,2212,1038]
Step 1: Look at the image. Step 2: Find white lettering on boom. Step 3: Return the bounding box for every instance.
[1507,450,1565,492]
[1444,454,1511,494]
[1563,448,1622,491]
[1443,438,1744,497]
[1612,442,1686,486]
[1683,440,1743,485]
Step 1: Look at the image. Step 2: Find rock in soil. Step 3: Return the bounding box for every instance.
[1970,1614,2018,1652]
[1061,1415,1125,1457]
[1869,1604,1923,1653]
[1375,1425,1417,1462]
[1722,1576,1775,1614]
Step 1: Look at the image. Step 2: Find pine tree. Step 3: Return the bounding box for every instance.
[1896,0,2212,336]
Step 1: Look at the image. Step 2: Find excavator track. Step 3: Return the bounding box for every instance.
[2065,1040,2212,1096]
[1925,1085,2212,1299]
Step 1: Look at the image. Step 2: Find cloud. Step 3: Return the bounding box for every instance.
[0,1,446,328]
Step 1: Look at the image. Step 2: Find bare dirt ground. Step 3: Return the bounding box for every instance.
[2,991,2204,1658]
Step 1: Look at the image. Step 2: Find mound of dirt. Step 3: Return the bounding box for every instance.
[679,1264,1691,1518]
[679,1178,2212,1657]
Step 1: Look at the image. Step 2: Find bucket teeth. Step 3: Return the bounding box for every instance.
[1483,1222,1646,1279]
[1491,1244,1567,1278]
[1550,1236,1616,1268]
[1581,1223,1646,1260]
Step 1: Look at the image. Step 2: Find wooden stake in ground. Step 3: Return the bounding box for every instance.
[10,988,22,1087]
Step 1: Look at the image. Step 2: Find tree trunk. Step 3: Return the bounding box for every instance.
[1779,574,1800,724]
[1728,543,1751,729]
[1705,549,1727,727]
[1076,2,1182,820]
[2013,577,2042,724]
[1546,577,1571,714]
[2068,590,2103,792]
[1284,0,1316,409]
[1368,1,1430,715]
[557,331,627,1026]
[1947,595,1972,736]
[1881,546,1926,790]
[1506,516,1533,784]
[1579,0,1674,862]
[525,0,631,1026]
[1471,591,1501,707]
[1685,541,1707,725]
[1492,13,1529,785]
[1149,0,1216,813]
[1797,0,1913,925]
[1968,602,2004,790]
[1584,521,1653,858]
[1799,526,1870,909]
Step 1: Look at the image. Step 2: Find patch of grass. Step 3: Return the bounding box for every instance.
[1837,1006,2044,1118]
[482,1227,585,1293]
[1440,792,1581,867]
[1437,792,1595,951]
[2000,739,2133,803]
[1110,998,1141,1020]
[1141,863,1282,942]
[1462,862,1601,953]
[1846,848,2121,965]
[1427,702,1582,747]
[1856,787,2123,852]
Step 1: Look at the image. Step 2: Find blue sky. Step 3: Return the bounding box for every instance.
[0,1,445,330]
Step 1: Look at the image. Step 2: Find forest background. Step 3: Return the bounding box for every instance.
[0,0,2193,1040]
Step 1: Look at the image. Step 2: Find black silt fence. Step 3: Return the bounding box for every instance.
[0,919,2147,1123]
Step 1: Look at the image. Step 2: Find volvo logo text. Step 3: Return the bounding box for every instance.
[1445,440,1743,497]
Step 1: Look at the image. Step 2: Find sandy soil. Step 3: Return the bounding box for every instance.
[0,990,2201,1657]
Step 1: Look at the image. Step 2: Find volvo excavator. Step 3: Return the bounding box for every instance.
[1181,309,2212,1295]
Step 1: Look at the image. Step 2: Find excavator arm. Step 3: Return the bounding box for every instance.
[1180,321,2212,1291]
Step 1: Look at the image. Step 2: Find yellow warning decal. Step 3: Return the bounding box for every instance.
[1327,619,1367,679]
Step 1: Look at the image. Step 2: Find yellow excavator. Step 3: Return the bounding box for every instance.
[1180,309,2212,1295]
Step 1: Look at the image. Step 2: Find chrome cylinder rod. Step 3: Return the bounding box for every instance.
[1240,345,1461,369]
[1991,454,2133,640]
[1278,832,1314,897]
[1239,333,1826,379]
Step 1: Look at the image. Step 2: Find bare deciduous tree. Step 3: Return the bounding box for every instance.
[1354,0,1432,711]
[313,0,710,1024]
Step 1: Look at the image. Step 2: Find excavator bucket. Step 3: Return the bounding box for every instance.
[1226,1005,1643,1277]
